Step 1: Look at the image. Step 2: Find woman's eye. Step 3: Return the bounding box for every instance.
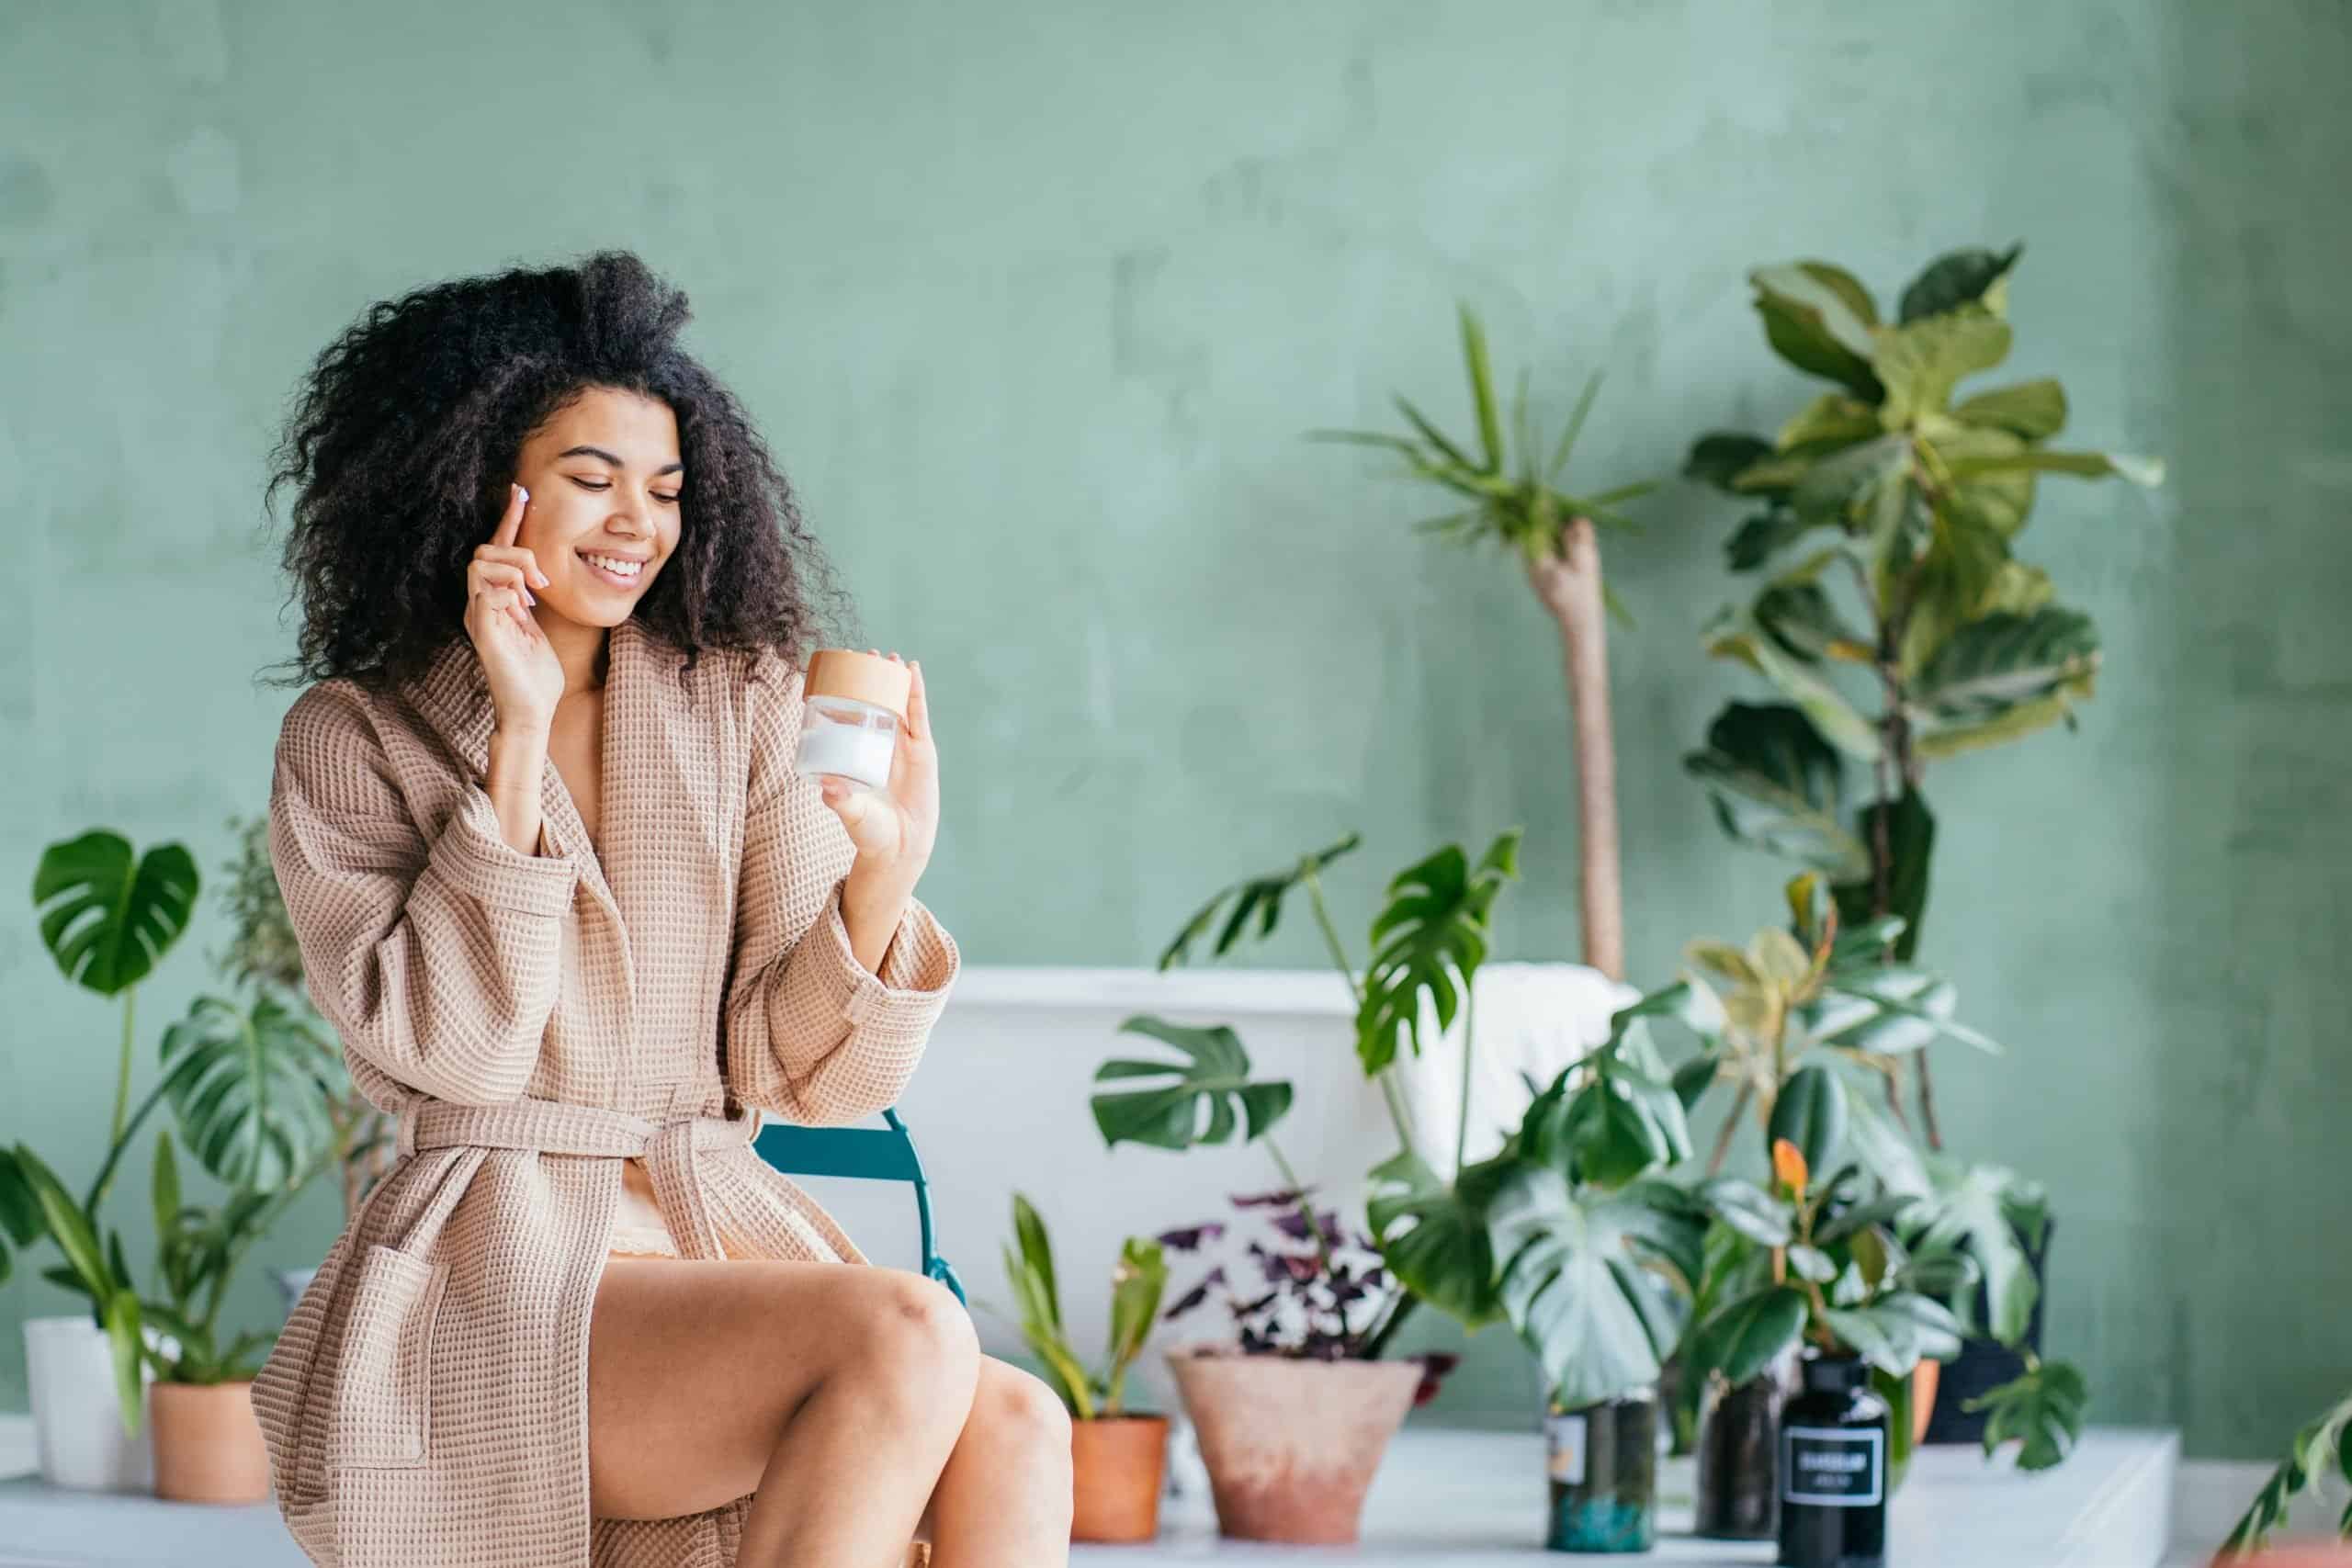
[654,493,681,505]
[571,478,611,491]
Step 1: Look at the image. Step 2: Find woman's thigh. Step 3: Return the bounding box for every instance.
[585,1254,957,1521]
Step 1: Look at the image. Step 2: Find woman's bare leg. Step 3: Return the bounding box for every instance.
[587,1256,979,1564]
[913,1356,1075,1566]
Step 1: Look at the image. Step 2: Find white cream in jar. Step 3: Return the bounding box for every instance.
[793,649,910,794]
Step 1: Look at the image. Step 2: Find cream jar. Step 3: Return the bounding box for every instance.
[794,649,910,794]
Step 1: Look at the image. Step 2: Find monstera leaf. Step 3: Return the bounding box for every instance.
[1365,1146,1511,1330]
[156,990,344,1192]
[1488,1169,1703,1408]
[1354,829,1521,1075]
[1091,1015,1292,1152]
[1684,703,1870,881]
[1156,831,1362,970]
[33,831,199,997]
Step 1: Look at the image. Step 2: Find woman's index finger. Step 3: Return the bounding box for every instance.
[492,484,528,547]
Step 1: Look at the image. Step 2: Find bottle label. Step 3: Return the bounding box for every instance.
[1781,1425,1883,1506]
[1544,1411,1588,1486]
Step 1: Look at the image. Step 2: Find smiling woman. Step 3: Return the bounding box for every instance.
[251,252,1063,1568]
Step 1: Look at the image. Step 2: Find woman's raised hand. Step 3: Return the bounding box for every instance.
[465,483,563,734]
[819,650,937,884]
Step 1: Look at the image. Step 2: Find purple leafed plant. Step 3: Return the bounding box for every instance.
[1157,1187,1459,1405]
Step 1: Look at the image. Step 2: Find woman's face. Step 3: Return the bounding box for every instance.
[510,386,684,630]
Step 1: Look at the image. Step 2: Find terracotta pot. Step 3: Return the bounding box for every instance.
[1165,1344,1420,1544]
[149,1379,271,1503]
[1070,1413,1169,1542]
[1910,1358,1939,1448]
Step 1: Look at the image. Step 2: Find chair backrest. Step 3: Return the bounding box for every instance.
[751,1108,966,1304]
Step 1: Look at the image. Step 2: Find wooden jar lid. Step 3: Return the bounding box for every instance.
[804,649,911,720]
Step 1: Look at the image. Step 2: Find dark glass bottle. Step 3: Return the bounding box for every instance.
[1777,1351,1888,1568]
[1696,1369,1785,1540]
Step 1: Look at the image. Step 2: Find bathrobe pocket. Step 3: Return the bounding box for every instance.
[327,1242,449,1469]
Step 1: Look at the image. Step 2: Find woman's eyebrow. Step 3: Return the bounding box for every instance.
[557,443,684,476]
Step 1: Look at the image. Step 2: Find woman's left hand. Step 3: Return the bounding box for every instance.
[820,651,936,885]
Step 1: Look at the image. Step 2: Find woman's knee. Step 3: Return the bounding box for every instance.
[976,1362,1075,1484]
[847,1269,981,1399]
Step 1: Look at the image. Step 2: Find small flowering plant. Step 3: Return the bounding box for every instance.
[1155,1186,1458,1405]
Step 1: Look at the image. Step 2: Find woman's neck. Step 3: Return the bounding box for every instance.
[539,615,611,697]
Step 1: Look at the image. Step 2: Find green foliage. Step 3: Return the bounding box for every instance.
[33,831,200,998]
[1090,1017,1294,1153]
[157,991,344,1192]
[1964,1357,2087,1472]
[1355,829,1521,1075]
[1156,831,1362,971]
[1310,303,1657,587]
[1682,245,2164,1014]
[2222,1389,2352,1560]
[1001,1192,1168,1420]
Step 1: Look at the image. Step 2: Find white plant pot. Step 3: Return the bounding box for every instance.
[23,1314,179,1492]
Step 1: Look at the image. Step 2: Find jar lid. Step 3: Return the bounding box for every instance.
[1798,1351,1871,1393]
[804,649,911,720]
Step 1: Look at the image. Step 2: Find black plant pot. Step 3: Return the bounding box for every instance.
[1920,1215,2052,1446]
[1694,1370,1785,1540]
[1544,1391,1658,1553]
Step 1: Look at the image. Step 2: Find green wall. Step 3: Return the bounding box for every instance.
[3,1,2345,1460]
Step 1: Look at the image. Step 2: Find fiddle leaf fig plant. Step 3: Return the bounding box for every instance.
[1682,244,2165,1146]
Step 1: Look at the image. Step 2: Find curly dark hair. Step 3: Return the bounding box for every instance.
[260,249,853,693]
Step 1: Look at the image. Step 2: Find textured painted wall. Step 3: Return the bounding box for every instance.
[2,1,2345,1460]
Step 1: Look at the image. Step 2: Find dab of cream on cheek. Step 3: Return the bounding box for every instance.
[791,649,910,793]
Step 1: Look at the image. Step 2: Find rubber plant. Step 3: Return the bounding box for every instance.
[1679,244,2164,1150]
[1668,873,2089,1475]
[1314,306,1655,981]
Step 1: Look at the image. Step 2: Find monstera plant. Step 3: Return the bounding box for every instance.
[1681,243,2164,1150]
[1137,826,1527,1358]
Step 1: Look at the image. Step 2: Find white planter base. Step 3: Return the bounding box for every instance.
[21,1315,156,1493]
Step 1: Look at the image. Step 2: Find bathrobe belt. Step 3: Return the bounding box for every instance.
[393,1093,760,1261]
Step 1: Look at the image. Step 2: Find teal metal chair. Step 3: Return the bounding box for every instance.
[752,1107,966,1304]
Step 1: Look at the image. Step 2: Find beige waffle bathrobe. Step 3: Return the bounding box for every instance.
[249,615,961,1567]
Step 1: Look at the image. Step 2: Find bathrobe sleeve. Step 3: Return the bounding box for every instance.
[720,654,960,1127]
[267,683,578,1106]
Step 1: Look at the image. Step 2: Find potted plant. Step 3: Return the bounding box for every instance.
[1478,1022,1705,1552]
[1678,245,2164,1436]
[1091,1014,1449,1544]
[12,828,200,1490]
[1313,306,1656,982]
[10,824,347,1494]
[996,1192,1171,1542]
[1148,825,1527,1362]
[1658,874,2091,1540]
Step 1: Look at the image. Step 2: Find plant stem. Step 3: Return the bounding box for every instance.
[1526,518,1625,981]
[1707,1083,1754,1176]
[1360,1288,1418,1359]
[1305,867,1423,1161]
[1262,1136,1337,1277]
[1453,980,1477,1179]
[110,988,135,1153]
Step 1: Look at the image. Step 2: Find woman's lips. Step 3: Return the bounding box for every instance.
[580,552,648,591]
